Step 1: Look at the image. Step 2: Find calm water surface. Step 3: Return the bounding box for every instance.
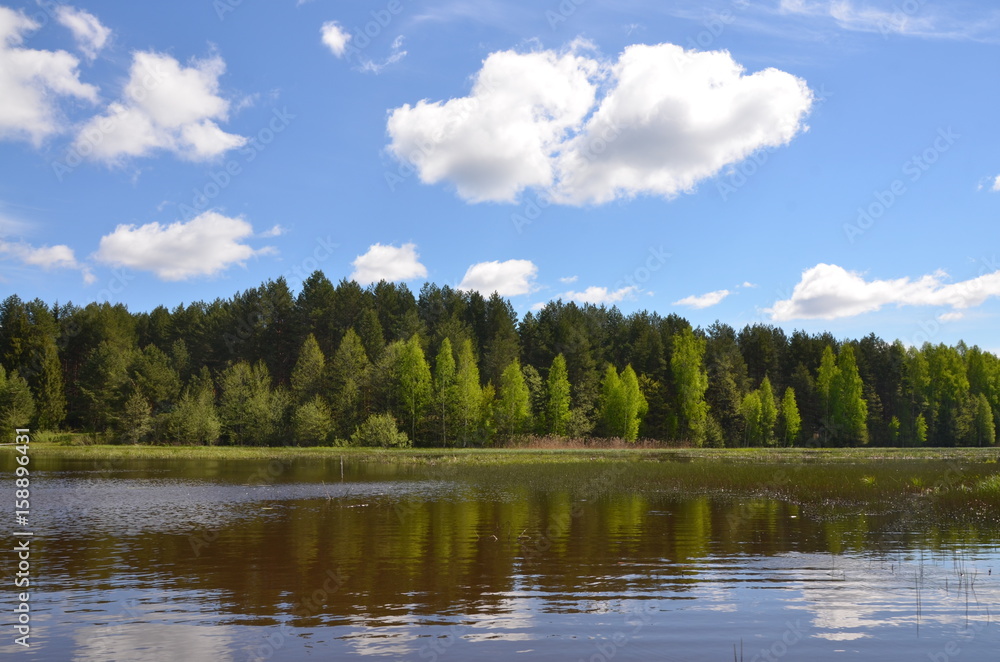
[2,456,999,661]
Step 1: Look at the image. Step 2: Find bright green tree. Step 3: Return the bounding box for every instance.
[433,337,458,445]
[671,328,710,446]
[739,390,762,446]
[395,335,433,442]
[831,345,868,445]
[291,395,334,445]
[351,412,410,448]
[327,329,370,438]
[779,387,801,446]
[495,359,530,438]
[454,339,482,445]
[600,364,625,438]
[545,354,572,436]
[620,365,648,442]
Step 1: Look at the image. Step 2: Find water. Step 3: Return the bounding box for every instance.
[2,455,998,660]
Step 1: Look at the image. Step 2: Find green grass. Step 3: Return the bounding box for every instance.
[5,440,998,467]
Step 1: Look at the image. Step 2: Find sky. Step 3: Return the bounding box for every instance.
[0,0,998,352]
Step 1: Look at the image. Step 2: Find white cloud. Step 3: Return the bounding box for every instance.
[673,289,731,309]
[387,46,599,203]
[350,242,428,285]
[993,175,1000,192]
[0,239,94,283]
[259,224,286,238]
[458,259,538,296]
[0,6,98,144]
[56,6,110,60]
[386,41,812,205]
[561,285,638,305]
[359,35,407,74]
[73,51,246,162]
[938,311,964,322]
[321,21,351,57]
[95,211,271,281]
[559,275,578,284]
[777,0,998,40]
[768,263,1000,321]
[741,281,758,288]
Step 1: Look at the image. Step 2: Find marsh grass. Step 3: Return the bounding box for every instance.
[4,443,999,520]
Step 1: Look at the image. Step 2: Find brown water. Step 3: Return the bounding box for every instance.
[2,456,999,661]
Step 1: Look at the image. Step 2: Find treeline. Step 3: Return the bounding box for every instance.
[0,273,997,447]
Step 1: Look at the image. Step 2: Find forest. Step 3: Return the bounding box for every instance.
[0,273,997,448]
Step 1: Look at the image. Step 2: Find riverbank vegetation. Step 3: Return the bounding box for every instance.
[1,275,998,448]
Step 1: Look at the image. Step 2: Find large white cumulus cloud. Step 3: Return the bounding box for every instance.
[387,42,813,205]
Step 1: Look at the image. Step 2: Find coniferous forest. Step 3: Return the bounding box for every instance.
[1,273,997,448]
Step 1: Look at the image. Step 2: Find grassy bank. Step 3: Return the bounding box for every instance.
[6,440,999,464]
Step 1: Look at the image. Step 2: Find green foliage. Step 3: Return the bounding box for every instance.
[290,334,326,403]
[759,376,778,446]
[454,339,483,445]
[830,345,868,445]
[6,276,1000,449]
[740,390,762,446]
[218,361,287,445]
[600,364,647,442]
[780,387,801,447]
[433,337,458,445]
[327,329,370,438]
[671,328,709,446]
[291,395,334,445]
[495,359,531,438]
[545,354,572,436]
[351,412,410,448]
[164,368,220,445]
[394,335,433,442]
[119,391,152,445]
[0,366,35,440]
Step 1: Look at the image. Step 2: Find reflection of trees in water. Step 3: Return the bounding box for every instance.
[36,475,1000,628]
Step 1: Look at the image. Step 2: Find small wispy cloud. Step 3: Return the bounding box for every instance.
[673,289,731,309]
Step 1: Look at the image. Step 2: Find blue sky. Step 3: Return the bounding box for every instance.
[0,0,998,351]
